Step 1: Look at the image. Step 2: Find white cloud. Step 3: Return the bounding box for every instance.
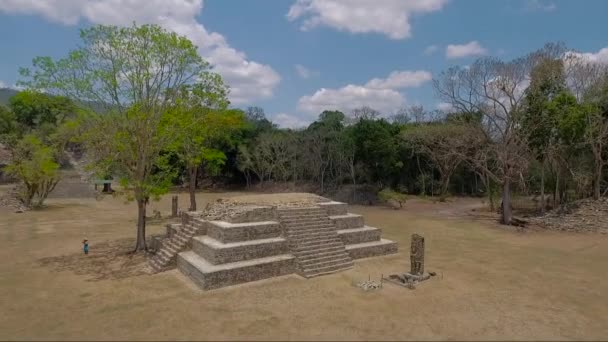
[296,69,431,115]
[524,0,557,12]
[446,41,488,59]
[569,47,608,65]
[0,0,280,105]
[436,102,453,111]
[424,45,439,55]
[365,70,431,89]
[0,80,6,88]
[287,0,448,40]
[272,113,310,128]
[295,64,319,79]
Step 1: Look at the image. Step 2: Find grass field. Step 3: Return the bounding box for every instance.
[1,189,607,340]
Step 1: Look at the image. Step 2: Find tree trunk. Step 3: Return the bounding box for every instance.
[439,174,450,201]
[416,155,425,196]
[554,170,559,208]
[540,158,545,214]
[593,161,602,200]
[189,165,197,211]
[501,179,512,225]
[486,172,495,212]
[135,197,147,251]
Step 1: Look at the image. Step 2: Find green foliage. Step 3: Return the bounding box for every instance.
[19,23,219,249]
[352,118,401,185]
[378,188,407,208]
[9,90,75,129]
[5,135,60,207]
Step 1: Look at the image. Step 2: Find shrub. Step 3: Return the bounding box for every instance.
[378,188,407,209]
[5,135,60,208]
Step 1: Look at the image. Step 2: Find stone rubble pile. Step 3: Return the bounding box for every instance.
[356,280,382,291]
[531,198,608,234]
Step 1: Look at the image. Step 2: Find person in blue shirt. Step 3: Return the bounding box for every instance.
[83,239,89,255]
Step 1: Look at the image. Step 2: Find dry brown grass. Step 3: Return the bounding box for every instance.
[1,190,607,340]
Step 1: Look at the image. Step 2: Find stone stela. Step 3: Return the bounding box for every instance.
[383,233,435,289]
[410,234,424,275]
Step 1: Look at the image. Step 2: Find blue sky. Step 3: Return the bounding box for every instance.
[0,0,607,127]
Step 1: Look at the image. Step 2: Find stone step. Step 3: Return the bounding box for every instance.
[283,221,333,228]
[299,252,351,267]
[337,226,382,244]
[294,241,344,253]
[287,230,337,240]
[294,235,341,246]
[164,240,181,252]
[177,251,296,290]
[301,260,353,278]
[279,213,328,220]
[297,248,347,262]
[192,236,289,265]
[294,244,345,257]
[281,219,330,227]
[286,226,335,234]
[344,238,398,259]
[301,255,352,270]
[173,234,189,245]
[277,207,325,214]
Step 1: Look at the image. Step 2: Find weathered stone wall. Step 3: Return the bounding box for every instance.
[337,227,381,244]
[330,214,365,229]
[346,240,398,259]
[226,206,277,223]
[192,236,289,264]
[177,252,296,290]
[207,221,282,243]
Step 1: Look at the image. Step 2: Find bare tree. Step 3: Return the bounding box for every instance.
[434,54,536,224]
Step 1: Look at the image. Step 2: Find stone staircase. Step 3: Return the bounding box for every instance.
[278,207,353,278]
[149,216,204,272]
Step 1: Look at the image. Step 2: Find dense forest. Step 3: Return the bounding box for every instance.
[0,25,607,250]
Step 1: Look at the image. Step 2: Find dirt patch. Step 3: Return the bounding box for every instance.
[38,238,149,281]
[1,192,608,340]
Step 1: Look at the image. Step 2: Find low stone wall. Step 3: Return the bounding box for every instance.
[319,201,348,216]
[192,236,289,264]
[178,251,296,290]
[330,214,364,229]
[346,239,398,259]
[207,221,282,243]
[226,206,277,223]
[337,227,381,244]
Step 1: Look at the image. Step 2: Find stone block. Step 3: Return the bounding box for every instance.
[177,251,296,290]
[330,213,365,229]
[192,236,289,264]
[226,206,277,223]
[337,226,381,244]
[319,201,348,215]
[345,239,398,259]
[207,220,281,243]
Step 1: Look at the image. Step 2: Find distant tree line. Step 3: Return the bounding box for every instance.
[1,22,606,250]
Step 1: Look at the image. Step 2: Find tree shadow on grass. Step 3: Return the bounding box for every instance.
[38,238,150,281]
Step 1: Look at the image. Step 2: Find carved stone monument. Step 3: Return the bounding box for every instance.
[410,233,424,275]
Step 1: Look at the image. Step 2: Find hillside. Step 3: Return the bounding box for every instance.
[0,88,19,106]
